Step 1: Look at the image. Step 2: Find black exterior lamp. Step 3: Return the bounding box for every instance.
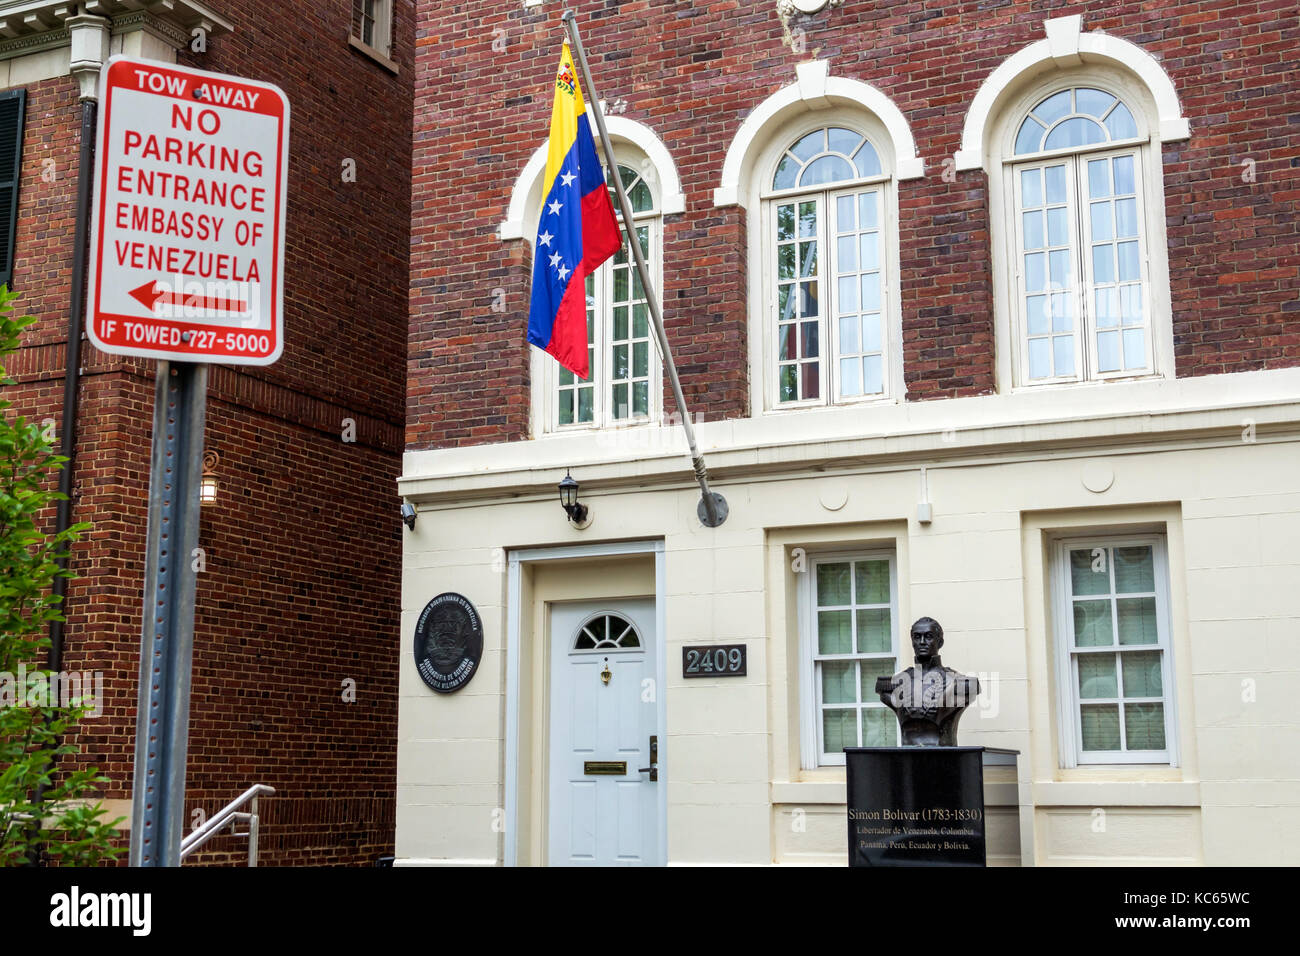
[559,470,588,524]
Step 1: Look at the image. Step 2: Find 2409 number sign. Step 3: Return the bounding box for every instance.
[682,644,747,678]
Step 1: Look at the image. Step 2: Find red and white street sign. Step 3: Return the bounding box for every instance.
[87,56,289,365]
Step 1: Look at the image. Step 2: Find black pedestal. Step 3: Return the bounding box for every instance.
[845,746,990,867]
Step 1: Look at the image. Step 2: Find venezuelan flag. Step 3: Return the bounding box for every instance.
[526,43,622,379]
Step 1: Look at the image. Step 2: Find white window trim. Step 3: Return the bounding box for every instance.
[989,66,1175,391]
[1050,532,1179,768]
[751,108,905,414]
[349,0,394,64]
[797,549,900,769]
[537,200,664,433]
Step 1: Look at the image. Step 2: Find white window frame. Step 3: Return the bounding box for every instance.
[1050,533,1179,768]
[989,69,1175,392]
[350,0,393,60]
[797,549,900,768]
[534,156,664,434]
[753,110,903,413]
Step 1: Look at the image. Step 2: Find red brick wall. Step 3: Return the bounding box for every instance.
[408,0,1299,448]
[2,0,413,865]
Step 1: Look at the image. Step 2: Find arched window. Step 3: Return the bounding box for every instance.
[765,124,892,407]
[553,164,660,428]
[573,612,642,651]
[1009,86,1154,383]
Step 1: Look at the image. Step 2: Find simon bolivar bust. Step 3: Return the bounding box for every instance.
[874,617,980,746]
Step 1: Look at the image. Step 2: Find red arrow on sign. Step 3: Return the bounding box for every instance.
[128,281,248,315]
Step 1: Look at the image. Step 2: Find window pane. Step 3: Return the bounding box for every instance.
[1015,116,1045,154]
[1044,116,1106,150]
[1123,328,1145,369]
[790,129,823,161]
[1025,252,1046,292]
[1074,599,1114,647]
[1090,201,1113,241]
[1121,650,1163,698]
[1028,337,1051,379]
[1117,597,1159,646]
[1097,329,1121,371]
[1120,285,1144,327]
[817,562,851,604]
[838,276,858,314]
[612,382,628,418]
[1070,549,1111,595]
[773,154,799,190]
[1023,211,1045,249]
[861,273,880,311]
[863,355,882,394]
[855,559,890,603]
[861,707,894,746]
[779,364,797,402]
[633,380,648,415]
[1047,206,1069,246]
[1020,167,1042,206]
[799,201,817,238]
[1092,243,1115,283]
[577,385,593,422]
[852,141,882,177]
[1088,158,1111,198]
[840,357,861,396]
[823,707,856,753]
[1048,249,1071,288]
[856,608,891,654]
[800,154,856,187]
[861,315,882,353]
[1106,102,1138,140]
[839,315,860,354]
[1080,704,1121,750]
[778,244,795,280]
[633,303,648,338]
[836,194,856,228]
[1114,546,1155,591]
[612,344,628,380]
[1026,295,1049,335]
[777,203,795,241]
[1078,654,1118,699]
[799,241,818,276]
[859,659,895,698]
[1075,87,1116,117]
[859,192,877,229]
[1117,241,1140,281]
[801,319,819,356]
[1096,287,1119,328]
[1123,702,1165,749]
[1053,334,1074,377]
[837,234,857,272]
[801,361,820,399]
[1044,165,1067,203]
[1115,198,1138,237]
[1034,89,1072,125]
[818,611,852,654]
[558,391,574,425]
[827,126,862,156]
[1113,154,1136,194]
[822,661,856,703]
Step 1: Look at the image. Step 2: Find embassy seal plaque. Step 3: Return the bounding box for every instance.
[414,592,483,694]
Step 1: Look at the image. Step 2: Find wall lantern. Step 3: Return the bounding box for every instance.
[200,450,219,505]
[558,470,588,525]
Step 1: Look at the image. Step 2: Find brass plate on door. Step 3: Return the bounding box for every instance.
[583,761,627,776]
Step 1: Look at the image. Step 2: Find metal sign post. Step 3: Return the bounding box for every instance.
[128,361,208,866]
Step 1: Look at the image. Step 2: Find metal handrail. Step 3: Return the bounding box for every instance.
[180,784,274,866]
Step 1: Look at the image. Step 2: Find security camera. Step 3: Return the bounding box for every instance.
[400,501,416,531]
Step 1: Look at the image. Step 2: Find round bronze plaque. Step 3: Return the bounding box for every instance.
[413,592,483,694]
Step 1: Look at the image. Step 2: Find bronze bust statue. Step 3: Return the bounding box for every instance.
[874,617,980,746]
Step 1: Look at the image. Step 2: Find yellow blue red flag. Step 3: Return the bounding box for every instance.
[526,43,621,379]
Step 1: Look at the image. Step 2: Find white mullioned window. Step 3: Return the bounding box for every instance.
[551,164,661,430]
[1010,86,1154,384]
[799,551,900,767]
[351,0,393,58]
[1052,534,1178,766]
[765,126,892,408]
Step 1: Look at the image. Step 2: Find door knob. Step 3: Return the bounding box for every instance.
[637,735,658,782]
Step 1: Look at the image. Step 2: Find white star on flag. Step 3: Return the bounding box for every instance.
[549,252,562,268]
[548,199,563,215]
[560,172,576,188]
[557,264,571,281]
[538,230,553,247]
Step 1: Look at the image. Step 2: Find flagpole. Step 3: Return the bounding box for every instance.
[561,9,728,528]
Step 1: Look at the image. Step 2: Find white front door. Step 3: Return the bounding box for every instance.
[548,598,660,866]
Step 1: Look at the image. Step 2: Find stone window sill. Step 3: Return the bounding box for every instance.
[349,35,398,75]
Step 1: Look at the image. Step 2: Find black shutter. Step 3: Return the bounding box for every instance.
[0,89,26,291]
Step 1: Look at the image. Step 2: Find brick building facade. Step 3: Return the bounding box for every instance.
[2,0,413,864]
[398,1,1300,866]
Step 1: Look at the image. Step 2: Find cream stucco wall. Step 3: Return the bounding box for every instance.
[395,367,1300,866]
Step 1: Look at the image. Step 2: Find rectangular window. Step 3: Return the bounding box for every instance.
[800,552,899,766]
[351,0,393,59]
[1014,149,1149,384]
[773,186,887,406]
[0,88,26,291]
[1052,535,1176,766]
[554,223,659,429]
